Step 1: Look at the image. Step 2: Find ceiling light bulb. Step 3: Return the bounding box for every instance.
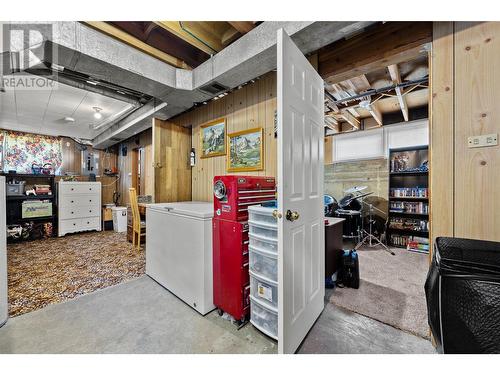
[359,100,371,109]
[93,107,103,120]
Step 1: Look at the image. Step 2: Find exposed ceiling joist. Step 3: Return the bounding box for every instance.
[154,21,222,54]
[388,64,409,121]
[221,27,241,46]
[341,110,360,129]
[84,21,190,69]
[366,103,383,126]
[325,115,339,132]
[319,21,432,84]
[347,107,361,118]
[228,21,255,34]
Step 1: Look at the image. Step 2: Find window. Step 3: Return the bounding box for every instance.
[332,119,429,163]
[2,131,63,174]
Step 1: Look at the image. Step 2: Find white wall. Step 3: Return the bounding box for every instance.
[332,119,429,163]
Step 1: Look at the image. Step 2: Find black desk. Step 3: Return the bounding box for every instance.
[325,217,345,278]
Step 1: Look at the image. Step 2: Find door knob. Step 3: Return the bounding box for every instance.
[286,210,300,222]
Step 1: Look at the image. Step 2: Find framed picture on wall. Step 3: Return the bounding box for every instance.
[200,118,226,158]
[227,127,264,172]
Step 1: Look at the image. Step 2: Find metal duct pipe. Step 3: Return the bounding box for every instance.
[92,104,137,131]
[326,77,429,106]
[50,73,143,107]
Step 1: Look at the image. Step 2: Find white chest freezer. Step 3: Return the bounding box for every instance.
[146,201,214,315]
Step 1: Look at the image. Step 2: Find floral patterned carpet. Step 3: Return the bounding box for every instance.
[7,231,145,317]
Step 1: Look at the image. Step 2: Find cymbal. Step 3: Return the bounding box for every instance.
[354,191,374,199]
[344,185,368,194]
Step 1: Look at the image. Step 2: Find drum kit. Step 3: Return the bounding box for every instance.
[329,185,394,255]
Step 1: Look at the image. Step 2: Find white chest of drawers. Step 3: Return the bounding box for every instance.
[58,181,101,237]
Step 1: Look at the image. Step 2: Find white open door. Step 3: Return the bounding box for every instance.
[277,29,325,354]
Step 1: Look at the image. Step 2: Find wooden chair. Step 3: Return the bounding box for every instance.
[129,188,146,250]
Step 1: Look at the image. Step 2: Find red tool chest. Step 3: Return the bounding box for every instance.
[213,175,276,222]
[212,175,276,323]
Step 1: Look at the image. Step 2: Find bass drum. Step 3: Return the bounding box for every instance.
[335,209,361,239]
[339,193,362,211]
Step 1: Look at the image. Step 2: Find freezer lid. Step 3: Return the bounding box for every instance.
[147,201,213,219]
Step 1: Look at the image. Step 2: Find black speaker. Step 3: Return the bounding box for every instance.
[426,237,500,353]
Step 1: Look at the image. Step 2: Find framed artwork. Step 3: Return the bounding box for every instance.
[227,127,264,172]
[200,118,226,158]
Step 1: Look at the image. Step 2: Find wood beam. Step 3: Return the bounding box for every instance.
[319,22,432,84]
[228,21,255,34]
[347,107,361,118]
[340,110,360,129]
[388,64,409,121]
[83,22,190,69]
[222,27,240,46]
[154,21,222,54]
[367,103,383,126]
[325,115,338,126]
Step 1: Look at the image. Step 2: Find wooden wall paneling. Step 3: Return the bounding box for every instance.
[178,71,278,202]
[98,148,119,204]
[430,22,455,252]
[264,73,277,178]
[324,136,333,165]
[131,148,139,191]
[142,130,154,197]
[153,119,192,203]
[454,22,500,242]
[59,138,118,205]
[213,95,227,184]
[118,129,153,205]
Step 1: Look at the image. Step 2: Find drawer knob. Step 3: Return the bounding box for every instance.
[89,210,92,213]
[71,211,74,214]
[71,200,74,203]
[71,188,74,191]
[73,223,76,226]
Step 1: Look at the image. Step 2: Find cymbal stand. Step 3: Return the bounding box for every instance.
[355,202,395,256]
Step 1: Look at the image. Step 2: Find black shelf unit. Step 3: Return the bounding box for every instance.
[387,145,429,253]
[1,173,58,242]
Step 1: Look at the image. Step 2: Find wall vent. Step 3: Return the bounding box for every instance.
[199,81,228,96]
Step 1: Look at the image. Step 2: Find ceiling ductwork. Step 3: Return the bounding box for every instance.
[1,21,375,148]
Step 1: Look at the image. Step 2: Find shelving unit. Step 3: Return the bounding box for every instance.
[387,146,429,253]
[1,173,57,242]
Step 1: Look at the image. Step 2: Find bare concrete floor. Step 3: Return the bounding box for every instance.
[0,276,434,354]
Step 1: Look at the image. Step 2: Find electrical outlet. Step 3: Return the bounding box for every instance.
[468,133,498,148]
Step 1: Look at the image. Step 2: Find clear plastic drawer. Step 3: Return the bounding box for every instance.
[250,296,278,340]
[249,246,277,282]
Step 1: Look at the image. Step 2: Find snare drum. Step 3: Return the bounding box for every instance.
[335,209,361,239]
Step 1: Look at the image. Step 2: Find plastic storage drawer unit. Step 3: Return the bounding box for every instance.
[249,233,278,253]
[248,205,278,226]
[250,295,278,340]
[249,246,277,282]
[250,270,278,308]
[249,221,277,239]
